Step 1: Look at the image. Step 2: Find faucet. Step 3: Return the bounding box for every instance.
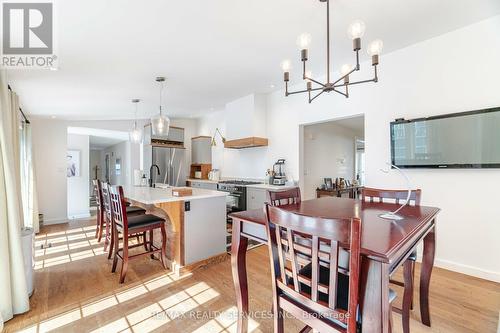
[149,164,161,187]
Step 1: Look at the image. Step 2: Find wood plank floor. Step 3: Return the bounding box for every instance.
[5,219,500,333]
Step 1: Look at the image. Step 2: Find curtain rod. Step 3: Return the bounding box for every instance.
[7,84,30,124]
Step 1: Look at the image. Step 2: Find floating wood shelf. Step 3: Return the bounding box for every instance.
[224,137,268,149]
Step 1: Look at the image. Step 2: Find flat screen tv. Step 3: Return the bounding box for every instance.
[390,107,500,169]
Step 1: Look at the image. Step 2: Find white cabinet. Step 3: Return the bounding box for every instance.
[191,136,212,164]
[188,180,218,191]
[247,187,268,210]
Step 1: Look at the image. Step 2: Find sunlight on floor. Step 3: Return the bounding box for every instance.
[191,306,260,333]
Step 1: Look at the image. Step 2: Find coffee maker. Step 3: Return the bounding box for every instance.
[272,159,286,186]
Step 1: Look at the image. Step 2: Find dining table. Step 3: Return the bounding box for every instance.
[229,197,440,333]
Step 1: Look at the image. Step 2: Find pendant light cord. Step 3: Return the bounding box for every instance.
[159,81,164,116]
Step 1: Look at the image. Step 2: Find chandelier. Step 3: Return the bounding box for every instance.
[281,0,384,103]
[129,99,142,144]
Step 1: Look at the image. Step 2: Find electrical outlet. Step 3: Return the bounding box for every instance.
[185,201,190,211]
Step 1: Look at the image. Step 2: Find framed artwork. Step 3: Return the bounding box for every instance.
[324,177,333,189]
[67,150,80,177]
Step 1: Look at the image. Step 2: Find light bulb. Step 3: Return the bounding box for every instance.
[367,39,384,56]
[348,20,366,39]
[341,64,352,76]
[281,59,291,72]
[296,33,312,50]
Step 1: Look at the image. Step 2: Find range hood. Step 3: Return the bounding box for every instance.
[223,94,269,149]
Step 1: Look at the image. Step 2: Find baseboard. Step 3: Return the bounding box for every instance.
[433,258,500,283]
[68,213,91,220]
[43,217,69,225]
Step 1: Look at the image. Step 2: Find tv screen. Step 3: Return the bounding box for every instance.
[390,107,500,168]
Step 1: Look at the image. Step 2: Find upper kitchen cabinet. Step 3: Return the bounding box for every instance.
[224,94,268,149]
[191,136,212,164]
[144,123,185,148]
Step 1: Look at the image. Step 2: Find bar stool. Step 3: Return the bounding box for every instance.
[108,185,168,283]
[100,181,146,258]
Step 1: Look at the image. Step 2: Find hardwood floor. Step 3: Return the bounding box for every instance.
[5,219,500,333]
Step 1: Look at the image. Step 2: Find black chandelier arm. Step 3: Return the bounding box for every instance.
[334,77,377,88]
[309,89,325,103]
[302,61,326,87]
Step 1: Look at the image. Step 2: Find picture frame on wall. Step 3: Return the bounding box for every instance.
[67,150,81,178]
[324,177,333,189]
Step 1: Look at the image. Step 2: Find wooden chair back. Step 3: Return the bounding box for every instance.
[267,187,301,206]
[108,185,129,234]
[93,179,103,211]
[101,182,113,222]
[361,187,422,205]
[265,204,361,332]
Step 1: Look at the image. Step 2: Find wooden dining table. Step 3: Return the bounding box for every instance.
[229,197,440,333]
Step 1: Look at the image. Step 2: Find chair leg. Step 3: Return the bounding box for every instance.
[103,217,110,251]
[95,209,100,238]
[111,226,119,272]
[273,299,284,333]
[402,260,414,333]
[149,229,155,259]
[389,304,393,333]
[119,234,129,283]
[411,260,415,310]
[159,224,167,269]
[108,220,115,259]
[143,231,148,251]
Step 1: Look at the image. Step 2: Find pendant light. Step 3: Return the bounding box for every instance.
[129,99,142,144]
[151,76,170,136]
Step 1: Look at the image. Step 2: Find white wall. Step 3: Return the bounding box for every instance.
[32,117,198,223]
[101,141,130,186]
[67,134,90,219]
[303,121,361,200]
[198,108,269,180]
[31,118,68,224]
[197,16,500,281]
[266,16,500,281]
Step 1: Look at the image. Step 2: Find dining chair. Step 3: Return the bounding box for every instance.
[101,181,147,259]
[264,204,396,333]
[267,187,301,206]
[108,185,168,283]
[93,179,105,242]
[361,187,422,333]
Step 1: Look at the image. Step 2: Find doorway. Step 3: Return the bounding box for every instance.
[300,115,365,200]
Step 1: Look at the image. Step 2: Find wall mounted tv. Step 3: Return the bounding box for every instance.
[390,107,500,169]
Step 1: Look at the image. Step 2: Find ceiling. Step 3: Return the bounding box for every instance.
[7,0,500,120]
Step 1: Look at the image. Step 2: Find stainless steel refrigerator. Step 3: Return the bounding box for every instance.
[144,146,186,186]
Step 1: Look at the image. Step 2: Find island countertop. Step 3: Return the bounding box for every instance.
[122,185,227,205]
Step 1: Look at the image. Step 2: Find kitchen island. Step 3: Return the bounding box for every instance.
[122,186,228,275]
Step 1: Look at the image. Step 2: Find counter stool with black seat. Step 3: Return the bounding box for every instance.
[100,181,147,259]
[361,187,422,333]
[108,185,167,283]
[264,204,397,333]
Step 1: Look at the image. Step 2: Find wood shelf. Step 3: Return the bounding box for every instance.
[224,137,268,149]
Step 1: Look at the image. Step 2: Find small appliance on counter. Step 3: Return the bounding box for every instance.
[272,159,286,186]
[208,169,220,181]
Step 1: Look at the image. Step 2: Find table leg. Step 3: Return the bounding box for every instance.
[231,219,249,333]
[420,223,436,326]
[359,258,391,333]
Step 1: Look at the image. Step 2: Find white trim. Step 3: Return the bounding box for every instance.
[42,217,68,225]
[68,213,91,220]
[432,258,500,283]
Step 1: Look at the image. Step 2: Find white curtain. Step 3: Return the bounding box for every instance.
[0,71,30,324]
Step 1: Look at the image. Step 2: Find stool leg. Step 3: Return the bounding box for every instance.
[119,233,129,283]
[111,226,119,273]
[160,224,167,269]
[143,231,148,251]
[95,208,100,238]
[107,219,114,259]
[402,259,413,333]
[103,216,110,251]
[149,229,155,259]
